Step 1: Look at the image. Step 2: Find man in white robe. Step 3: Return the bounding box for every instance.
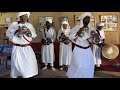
[66,12,96,78]
[41,18,56,71]
[92,23,105,68]
[6,12,38,78]
[57,21,72,71]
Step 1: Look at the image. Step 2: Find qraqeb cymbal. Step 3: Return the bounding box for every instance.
[102,44,119,60]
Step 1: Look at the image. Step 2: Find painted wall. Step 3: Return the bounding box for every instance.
[0,12,119,44]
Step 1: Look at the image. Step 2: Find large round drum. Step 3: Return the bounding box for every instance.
[102,44,119,60]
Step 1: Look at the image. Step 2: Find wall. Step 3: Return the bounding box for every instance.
[0,12,120,44]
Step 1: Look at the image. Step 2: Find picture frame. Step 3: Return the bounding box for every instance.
[5,17,12,23]
[74,15,95,27]
[99,15,118,31]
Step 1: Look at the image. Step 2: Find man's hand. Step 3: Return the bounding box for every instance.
[102,43,106,47]
[26,28,31,33]
[59,34,65,41]
[47,38,52,43]
[42,38,47,45]
[14,29,23,35]
[93,33,99,37]
[18,29,24,34]
[76,28,84,37]
[89,41,94,47]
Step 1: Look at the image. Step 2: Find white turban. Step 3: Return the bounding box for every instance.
[17,12,30,21]
[96,23,104,27]
[79,12,93,28]
[46,18,53,24]
[61,21,68,25]
[69,12,93,36]
[61,21,70,31]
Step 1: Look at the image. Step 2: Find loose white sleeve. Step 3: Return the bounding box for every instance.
[6,22,18,38]
[100,30,105,39]
[68,25,80,40]
[27,23,37,38]
[51,28,56,42]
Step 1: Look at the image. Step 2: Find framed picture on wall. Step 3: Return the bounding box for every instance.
[39,16,53,28]
[99,15,118,31]
[74,15,80,25]
[5,17,12,23]
[74,15,95,27]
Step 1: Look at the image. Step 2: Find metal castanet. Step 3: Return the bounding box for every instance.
[64,37,71,45]
[77,27,86,37]
[41,38,52,45]
[46,38,52,45]
[59,32,66,42]
[91,30,101,44]
[59,32,70,45]
[16,25,32,38]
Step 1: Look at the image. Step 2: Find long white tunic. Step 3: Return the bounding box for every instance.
[57,29,72,66]
[6,22,38,78]
[66,25,95,78]
[92,29,105,66]
[41,27,56,65]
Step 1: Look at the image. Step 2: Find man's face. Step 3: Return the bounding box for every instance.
[46,21,52,28]
[97,26,103,30]
[20,14,28,22]
[46,21,51,27]
[83,16,90,25]
[62,24,67,29]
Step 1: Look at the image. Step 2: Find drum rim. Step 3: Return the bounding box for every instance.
[102,44,119,60]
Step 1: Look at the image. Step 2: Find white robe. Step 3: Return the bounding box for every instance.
[6,22,38,78]
[92,29,105,66]
[57,29,72,66]
[41,27,56,65]
[66,25,95,78]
